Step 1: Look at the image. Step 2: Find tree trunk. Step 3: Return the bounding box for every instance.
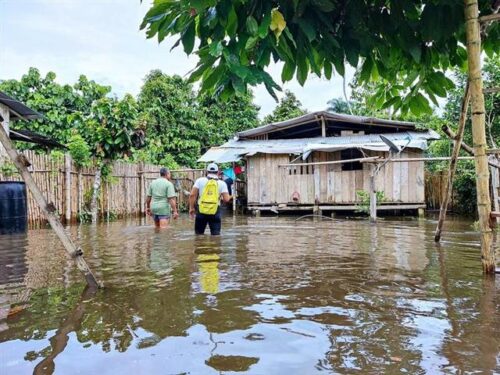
[90,162,105,224]
[463,0,495,274]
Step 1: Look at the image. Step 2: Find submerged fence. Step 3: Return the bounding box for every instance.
[0,150,468,224]
[0,150,204,225]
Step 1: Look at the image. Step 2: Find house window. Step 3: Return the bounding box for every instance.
[341,149,364,171]
[288,155,314,175]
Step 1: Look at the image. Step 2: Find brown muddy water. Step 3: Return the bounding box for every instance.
[0,214,499,374]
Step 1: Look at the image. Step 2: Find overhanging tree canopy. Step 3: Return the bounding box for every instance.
[141,0,499,115]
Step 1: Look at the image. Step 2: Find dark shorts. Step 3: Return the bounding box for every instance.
[195,209,222,235]
[153,214,170,222]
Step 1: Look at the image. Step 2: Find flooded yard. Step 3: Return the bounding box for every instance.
[0,214,499,374]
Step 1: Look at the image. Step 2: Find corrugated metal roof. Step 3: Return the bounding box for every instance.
[9,129,66,149]
[198,130,440,163]
[0,91,42,121]
[236,111,416,139]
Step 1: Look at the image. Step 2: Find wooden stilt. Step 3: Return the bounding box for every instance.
[464,0,495,274]
[418,208,425,218]
[0,125,101,288]
[434,83,471,242]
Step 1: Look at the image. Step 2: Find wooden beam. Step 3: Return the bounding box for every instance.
[442,125,500,168]
[435,82,471,242]
[442,125,475,155]
[0,125,101,288]
[483,87,500,94]
[364,157,475,162]
[479,13,500,24]
[278,156,380,167]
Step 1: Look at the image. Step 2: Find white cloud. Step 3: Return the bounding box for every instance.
[0,0,354,117]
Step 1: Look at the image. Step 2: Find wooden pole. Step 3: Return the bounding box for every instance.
[0,104,9,159]
[64,153,72,223]
[0,125,101,288]
[369,165,377,222]
[232,162,237,215]
[139,162,145,216]
[490,160,500,224]
[464,0,495,274]
[434,83,471,242]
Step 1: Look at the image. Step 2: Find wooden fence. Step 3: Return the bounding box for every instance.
[0,150,204,225]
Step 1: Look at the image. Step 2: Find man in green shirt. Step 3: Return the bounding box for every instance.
[146,167,178,228]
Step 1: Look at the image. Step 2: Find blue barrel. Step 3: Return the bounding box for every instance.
[0,181,28,234]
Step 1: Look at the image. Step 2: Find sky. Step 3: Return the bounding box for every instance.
[0,0,354,118]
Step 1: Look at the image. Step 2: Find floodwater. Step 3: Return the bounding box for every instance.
[0,214,499,374]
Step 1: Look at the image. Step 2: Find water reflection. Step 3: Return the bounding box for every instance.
[0,216,498,374]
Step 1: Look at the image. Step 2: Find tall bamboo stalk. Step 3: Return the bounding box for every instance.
[434,83,470,242]
[463,0,495,274]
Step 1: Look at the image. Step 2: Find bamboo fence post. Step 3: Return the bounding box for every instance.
[139,162,145,216]
[0,125,101,287]
[464,0,495,274]
[64,153,72,223]
[434,83,471,242]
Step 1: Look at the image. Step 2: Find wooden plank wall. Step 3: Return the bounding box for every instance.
[0,150,203,224]
[247,150,425,205]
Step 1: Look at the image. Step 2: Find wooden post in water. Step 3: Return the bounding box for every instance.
[64,153,72,223]
[369,165,377,222]
[0,125,101,288]
[463,0,495,274]
[232,162,236,215]
[434,83,470,242]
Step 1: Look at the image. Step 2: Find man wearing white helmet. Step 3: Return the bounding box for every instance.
[189,163,231,235]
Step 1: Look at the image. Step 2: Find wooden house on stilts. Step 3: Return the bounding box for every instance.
[199,111,439,214]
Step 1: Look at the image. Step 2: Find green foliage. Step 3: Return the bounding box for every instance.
[262,90,306,124]
[453,162,477,215]
[67,133,91,168]
[355,190,386,214]
[137,70,260,167]
[0,68,111,151]
[137,71,204,167]
[0,159,18,177]
[49,150,65,163]
[198,91,260,146]
[141,0,498,113]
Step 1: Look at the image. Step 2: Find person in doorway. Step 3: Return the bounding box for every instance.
[146,167,178,228]
[189,163,231,235]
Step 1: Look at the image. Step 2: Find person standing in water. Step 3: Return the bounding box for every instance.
[146,167,178,228]
[189,163,231,235]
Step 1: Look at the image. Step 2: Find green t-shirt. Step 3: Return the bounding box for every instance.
[147,178,176,215]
